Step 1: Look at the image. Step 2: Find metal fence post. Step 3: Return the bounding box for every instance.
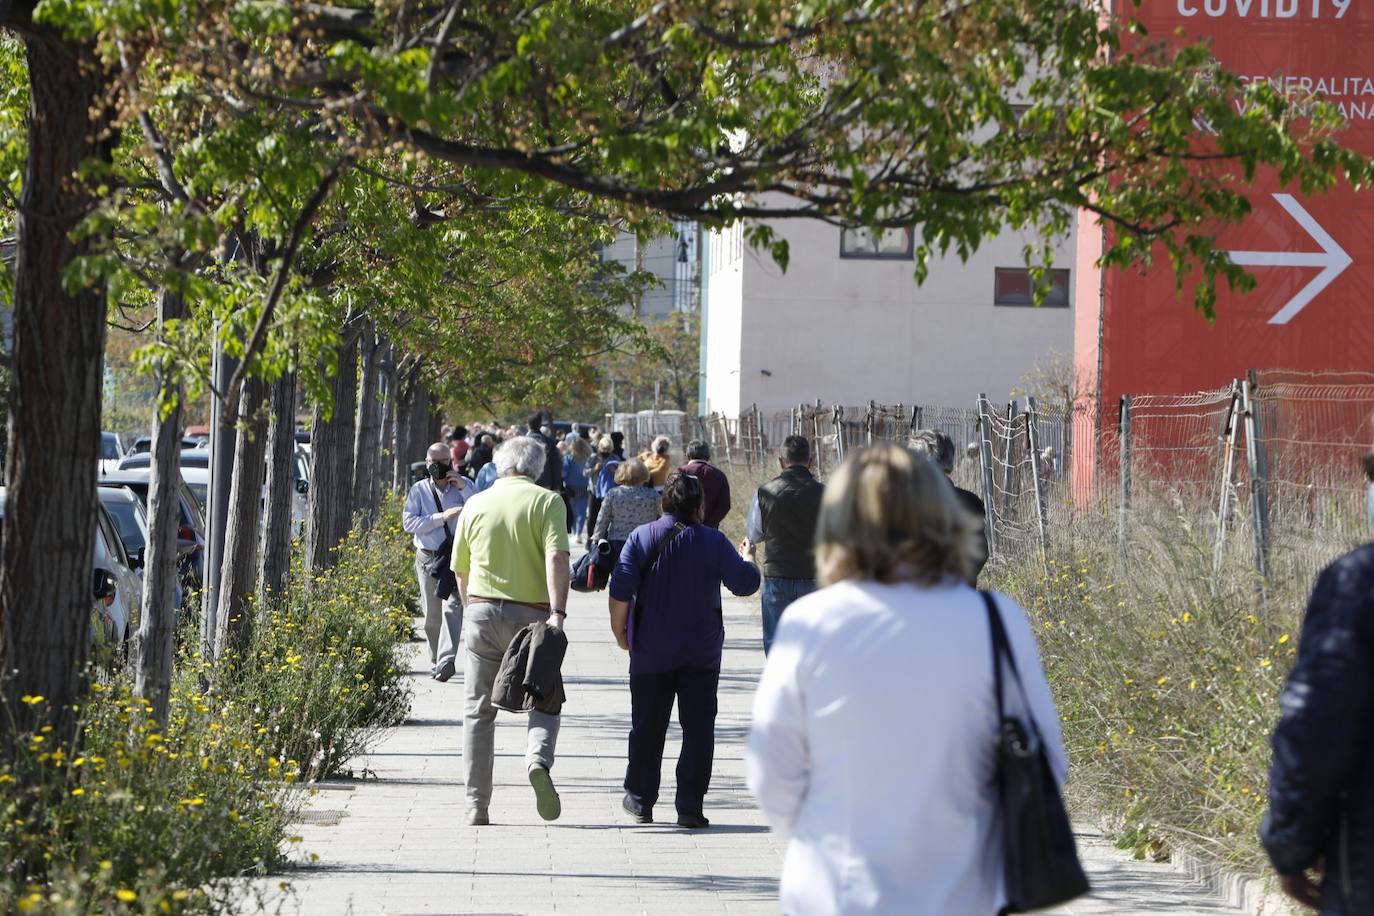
[1118,394,1132,566]
[1026,397,1050,571]
[1241,374,1271,584]
[976,394,998,559]
[753,404,764,464]
[1212,382,1242,577]
[999,401,1020,532]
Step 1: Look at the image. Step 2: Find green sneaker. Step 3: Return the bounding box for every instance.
[528,763,561,821]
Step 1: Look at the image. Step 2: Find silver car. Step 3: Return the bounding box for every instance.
[0,488,141,644]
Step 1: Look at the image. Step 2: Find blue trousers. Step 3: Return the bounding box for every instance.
[570,489,589,536]
[761,577,816,654]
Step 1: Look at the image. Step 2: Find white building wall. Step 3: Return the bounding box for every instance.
[703,223,745,417]
[705,218,1075,415]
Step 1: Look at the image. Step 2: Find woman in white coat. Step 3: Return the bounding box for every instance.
[746,443,1067,916]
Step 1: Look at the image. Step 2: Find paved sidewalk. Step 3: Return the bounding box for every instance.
[247,584,1251,915]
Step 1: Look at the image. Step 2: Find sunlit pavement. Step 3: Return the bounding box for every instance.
[243,583,1254,915]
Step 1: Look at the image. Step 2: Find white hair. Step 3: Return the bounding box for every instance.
[494,436,547,479]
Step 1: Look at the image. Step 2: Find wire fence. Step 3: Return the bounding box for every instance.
[668,370,1373,587]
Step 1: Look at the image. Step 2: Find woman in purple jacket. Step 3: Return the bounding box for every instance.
[608,472,760,829]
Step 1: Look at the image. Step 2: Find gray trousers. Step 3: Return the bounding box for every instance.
[463,600,561,811]
[413,551,463,668]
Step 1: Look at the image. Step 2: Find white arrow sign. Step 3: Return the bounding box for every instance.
[1225,193,1352,325]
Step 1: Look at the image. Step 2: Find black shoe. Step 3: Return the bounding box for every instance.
[622,793,653,824]
[676,812,710,829]
[431,660,455,683]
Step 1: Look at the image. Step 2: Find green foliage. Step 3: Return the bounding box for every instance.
[0,501,416,913]
[222,510,415,780]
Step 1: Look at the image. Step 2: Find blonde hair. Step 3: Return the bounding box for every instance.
[615,457,650,487]
[815,443,979,587]
[569,435,592,462]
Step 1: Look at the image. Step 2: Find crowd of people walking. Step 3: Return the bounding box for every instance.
[398,414,1374,914]
[400,414,1089,913]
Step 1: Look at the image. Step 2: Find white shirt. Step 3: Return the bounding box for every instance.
[744,493,763,543]
[747,579,1067,916]
[402,477,469,551]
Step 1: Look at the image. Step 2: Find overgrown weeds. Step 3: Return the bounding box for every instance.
[0,502,414,913]
[986,498,1336,872]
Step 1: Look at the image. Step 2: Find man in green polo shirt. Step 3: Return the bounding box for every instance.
[452,435,571,826]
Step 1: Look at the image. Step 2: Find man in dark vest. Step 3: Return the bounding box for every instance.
[744,435,825,654]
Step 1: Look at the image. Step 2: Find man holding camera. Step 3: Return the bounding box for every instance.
[403,442,471,682]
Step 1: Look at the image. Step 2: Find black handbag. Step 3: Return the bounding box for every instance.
[981,591,1090,913]
[426,483,459,601]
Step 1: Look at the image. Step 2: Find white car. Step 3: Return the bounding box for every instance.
[98,431,125,476]
[180,465,209,515]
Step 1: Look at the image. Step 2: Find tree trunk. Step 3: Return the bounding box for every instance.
[377,339,397,492]
[351,320,381,524]
[391,361,416,489]
[257,370,297,606]
[307,335,359,573]
[214,374,269,661]
[133,289,186,725]
[406,373,433,475]
[0,32,113,749]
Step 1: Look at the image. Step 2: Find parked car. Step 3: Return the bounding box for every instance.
[181,466,209,513]
[128,435,205,456]
[0,488,141,643]
[118,448,209,471]
[98,485,183,612]
[97,470,207,589]
[99,431,126,475]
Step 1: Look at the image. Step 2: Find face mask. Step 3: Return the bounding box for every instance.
[428,462,451,481]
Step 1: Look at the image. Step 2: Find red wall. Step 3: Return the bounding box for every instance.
[1074,0,1374,490]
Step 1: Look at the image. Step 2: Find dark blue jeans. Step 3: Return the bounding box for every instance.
[761,577,816,654]
[624,667,719,817]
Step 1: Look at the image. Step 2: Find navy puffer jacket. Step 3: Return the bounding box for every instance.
[1260,543,1374,915]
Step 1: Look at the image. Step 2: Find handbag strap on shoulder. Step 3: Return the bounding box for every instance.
[639,521,687,580]
[980,590,1036,731]
[430,482,453,539]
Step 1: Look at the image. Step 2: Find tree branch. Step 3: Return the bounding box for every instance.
[222,156,352,416]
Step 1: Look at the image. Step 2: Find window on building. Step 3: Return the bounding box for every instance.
[994,267,1070,307]
[839,226,914,260]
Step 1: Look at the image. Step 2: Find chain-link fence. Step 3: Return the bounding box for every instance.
[674,370,1371,585]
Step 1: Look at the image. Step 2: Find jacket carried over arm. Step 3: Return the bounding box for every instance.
[492,622,569,716]
[1261,544,1374,911]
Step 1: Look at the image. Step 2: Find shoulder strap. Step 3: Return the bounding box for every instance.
[640,522,687,579]
[631,522,688,647]
[981,591,1008,723]
[981,590,1038,733]
[430,482,453,538]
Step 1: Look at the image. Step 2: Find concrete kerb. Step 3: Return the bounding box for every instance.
[1165,842,1293,916]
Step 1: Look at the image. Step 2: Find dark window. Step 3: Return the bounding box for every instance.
[840,227,914,260]
[994,268,1070,307]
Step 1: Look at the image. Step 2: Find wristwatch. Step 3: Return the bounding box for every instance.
[550,609,567,617]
